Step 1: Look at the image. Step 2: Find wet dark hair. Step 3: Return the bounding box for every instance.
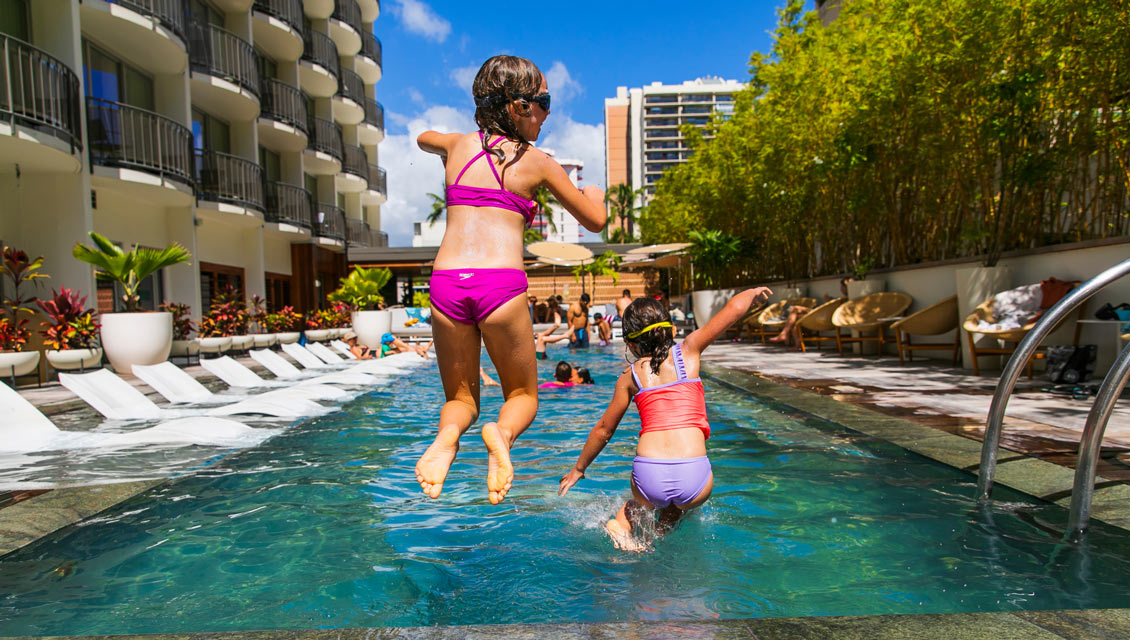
[576,367,594,384]
[554,360,573,382]
[580,293,590,304]
[593,312,603,321]
[472,55,543,162]
[622,298,674,376]
[622,289,631,296]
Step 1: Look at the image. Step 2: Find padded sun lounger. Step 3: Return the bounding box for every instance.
[280,342,334,369]
[331,340,359,359]
[307,341,347,364]
[250,349,377,386]
[198,356,349,401]
[131,362,325,417]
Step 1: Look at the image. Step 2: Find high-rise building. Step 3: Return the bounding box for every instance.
[0,0,386,317]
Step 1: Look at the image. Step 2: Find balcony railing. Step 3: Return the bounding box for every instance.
[1,34,82,151]
[363,99,384,134]
[188,22,260,97]
[109,0,187,43]
[251,0,304,36]
[342,144,367,179]
[260,78,307,133]
[346,217,371,246]
[313,203,345,241]
[301,29,339,79]
[373,229,388,247]
[337,68,364,105]
[195,149,264,211]
[368,164,386,196]
[307,116,342,161]
[264,180,312,228]
[330,0,362,34]
[86,96,193,185]
[360,31,382,67]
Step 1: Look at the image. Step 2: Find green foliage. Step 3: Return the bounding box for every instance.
[688,230,742,289]
[646,0,1130,277]
[426,182,445,227]
[327,266,392,311]
[198,286,248,337]
[160,301,196,340]
[38,288,100,350]
[523,228,545,244]
[72,232,191,312]
[412,291,431,308]
[262,306,303,333]
[603,183,642,242]
[572,251,622,292]
[534,186,559,234]
[0,246,49,350]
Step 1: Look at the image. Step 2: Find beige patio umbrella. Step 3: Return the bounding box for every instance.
[626,242,691,255]
[526,242,593,296]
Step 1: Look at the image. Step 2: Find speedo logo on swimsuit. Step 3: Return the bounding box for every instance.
[459,272,474,280]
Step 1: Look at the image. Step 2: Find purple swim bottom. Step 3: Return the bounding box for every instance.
[430,268,528,325]
[631,455,712,509]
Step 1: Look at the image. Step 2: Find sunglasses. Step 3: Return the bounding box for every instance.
[520,92,551,111]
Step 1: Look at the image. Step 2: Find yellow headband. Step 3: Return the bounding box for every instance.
[626,321,673,340]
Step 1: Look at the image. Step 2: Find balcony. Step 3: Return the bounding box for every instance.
[346,217,371,247]
[86,96,195,197]
[361,163,386,205]
[357,0,380,22]
[251,0,304,61]
[303,115,342,174]
[358,98,383,145]
[299,30,339,97]
[313,203,346,243]
[355,31,382,84]
[332,68,364,125]
[0,35,83,172]
[328,0,362,55]
[336,143,367,192]
[264,180,313,231]
[188,22,260,120]
[302,0,333,19]
[79,0,187,74]
[195,149,265,212]
[258,78,308,151]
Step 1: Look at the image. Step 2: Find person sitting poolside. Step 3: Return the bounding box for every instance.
[343,331,374,359]
[592,313,612,346]
[380,332,433,358]
[539,360,576,388]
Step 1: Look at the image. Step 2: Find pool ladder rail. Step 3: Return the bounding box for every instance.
[977,257,1130,539]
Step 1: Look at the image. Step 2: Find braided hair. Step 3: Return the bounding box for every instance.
[471,55,543,162]
[622,298,674,376]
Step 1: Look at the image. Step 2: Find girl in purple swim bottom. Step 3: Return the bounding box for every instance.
[560,287,771,550]
[414,55,606,505]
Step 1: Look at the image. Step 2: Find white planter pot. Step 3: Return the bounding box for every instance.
[171,339,200,357]
[252,333,277,347]
[198,336,233,354]
[100,312,172,375]
[352,310,392,348]
[0,350,40,378]
[276,332,301,344]
[691,289,739,330]
[229,335,254,351]
[305,329,332,341]
[956,265,1011,370]
[45,348,102,371]
[846,279,885,300]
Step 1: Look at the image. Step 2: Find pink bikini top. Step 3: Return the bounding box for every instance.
[445,131,538,226]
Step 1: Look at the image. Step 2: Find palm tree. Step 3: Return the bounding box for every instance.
[426,181,445,227]
[603,183,641,243]
[533,186,559,237]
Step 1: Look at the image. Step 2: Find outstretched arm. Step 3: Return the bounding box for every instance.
[539,157,605,233]
[559,370,634,495]
[417,131,461,159]
[682,287,773,357]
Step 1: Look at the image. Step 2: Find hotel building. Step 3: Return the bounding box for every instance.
[0,0,386,318]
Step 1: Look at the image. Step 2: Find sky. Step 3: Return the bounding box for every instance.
[373,1,789,246]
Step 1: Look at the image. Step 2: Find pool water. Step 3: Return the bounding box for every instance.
[3,348,1130,635]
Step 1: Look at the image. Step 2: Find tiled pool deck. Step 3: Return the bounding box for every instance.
[3,346,1130,639]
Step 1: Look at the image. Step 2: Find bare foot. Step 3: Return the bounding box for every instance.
[604,518,645,552]
[767,335,786,343]
[415,437,459,499]
[481,422,513,505]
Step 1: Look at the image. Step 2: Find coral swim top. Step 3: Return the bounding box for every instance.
[445,131,537,226]
[631,343,710,440]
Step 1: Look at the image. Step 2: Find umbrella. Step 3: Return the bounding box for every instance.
[626,242,691,255]
[526,241,593,261]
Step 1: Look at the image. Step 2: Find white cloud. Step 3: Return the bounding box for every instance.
[544,61,582,104]
[449,64,479,95]
[390,0,451,43]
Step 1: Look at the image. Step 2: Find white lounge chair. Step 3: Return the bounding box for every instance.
[331,340,359,359]
[280,342,335,369]
[131,362,327,417]
[198,356,349,401]
[307,341,347,364]
[0,381,271,454]
[249,349,377,386]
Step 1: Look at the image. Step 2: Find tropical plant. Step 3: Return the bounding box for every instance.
[688,230,742,290]
[572,251,622,294]
[534,185,559,235]
[263,306,303,333]
[198,285,249,337]
[412,291,431,308]
[604,183,641,243]
[524,228,545,244]
[327,266,392,311]
[426,182,446,227]
[72,232,191,312]
[248,294,268,333]
[38,288,100,350]
[305,305,348,330]
[0,246,49,351]
[159,301,196,340]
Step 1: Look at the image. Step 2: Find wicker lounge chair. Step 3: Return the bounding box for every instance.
[749,297,818,344]
[831,292,913,356]
[890,296,960,365]
[962,282,1083,376]
[796,298,846,353]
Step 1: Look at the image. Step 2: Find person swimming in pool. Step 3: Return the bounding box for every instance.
[559,287,772,551]
[415,55,606,504]
[539,361,577,388]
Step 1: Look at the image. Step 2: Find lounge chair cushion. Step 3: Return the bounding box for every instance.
[975,284,1041,332]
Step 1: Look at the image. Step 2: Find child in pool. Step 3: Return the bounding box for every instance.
[415,55,606,504]
[539,361,576,388]
[559,287,772,550]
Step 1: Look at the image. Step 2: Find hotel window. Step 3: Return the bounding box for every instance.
[199,262,245,311]
[82,43,154,110]
[191,108,230,152]
[259,147,281,181]
[265,273,292,309]
[0,0,30,40]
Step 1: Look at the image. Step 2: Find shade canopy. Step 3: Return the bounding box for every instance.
[525,241,593,261]
[624,254,682,269]
[626,242,691,255]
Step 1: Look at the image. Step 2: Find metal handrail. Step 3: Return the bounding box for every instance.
[307,116,342,161]
[188,22,260,97]
[368,163,386,195]
[300,30,339,78]
[337,68,364,105]
[264,180,313,228]
[195,149,264,211]
[361,31,382,67]
[313,203,346,241]
[109,0,186,42]
[260,78,308,133]
[342,144,367,179]
[1,34,83,151]
[251,0,304,35]
[86,96,194,184]
[978,258,1130,500]
[330,0,362,34]
[346,217,371,246]
[363,98,384,131]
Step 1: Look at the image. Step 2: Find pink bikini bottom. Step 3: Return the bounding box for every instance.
[429,268,528,325]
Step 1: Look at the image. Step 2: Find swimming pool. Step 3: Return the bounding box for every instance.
[2,348,1130,636]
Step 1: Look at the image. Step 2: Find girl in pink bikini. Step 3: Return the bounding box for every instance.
[415,56,606,505]
[559,287,771,550]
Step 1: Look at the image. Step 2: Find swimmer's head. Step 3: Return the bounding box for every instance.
[472,55,546,149]
[576,367,594,384]
[622,298,675,376]
[594,312,603,322]
[554,360,573,383]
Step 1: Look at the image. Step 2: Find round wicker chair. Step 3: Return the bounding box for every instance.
[962,282,1083,376]
[751,297,818,344]
[831,292,913,355]
[890,295,960,365]
[795,298,846,353]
